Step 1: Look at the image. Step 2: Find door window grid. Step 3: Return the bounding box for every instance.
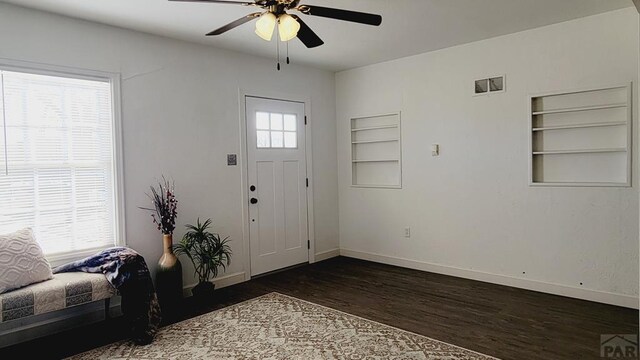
[256,112,297,149]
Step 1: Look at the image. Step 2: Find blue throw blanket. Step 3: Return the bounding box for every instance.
[53,247,162,345]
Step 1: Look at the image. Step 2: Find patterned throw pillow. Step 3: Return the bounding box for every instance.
[0,228,53,294]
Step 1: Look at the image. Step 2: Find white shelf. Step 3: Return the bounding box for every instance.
[351,125,398,132]
[351,184,402,189]
[532,121,626,132]
[531,103,627,116]
[352,159,400,163]
[531,181,631,188]
[529,84,631,186]
[351,138,399,144]
[351,113,402,188]
[532,148,626,155]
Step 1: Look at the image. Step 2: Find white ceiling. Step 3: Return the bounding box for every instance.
[1,0,634,71]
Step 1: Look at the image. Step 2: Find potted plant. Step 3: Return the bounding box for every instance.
[174,218,232,300]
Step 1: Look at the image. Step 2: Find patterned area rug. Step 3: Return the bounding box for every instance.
[69,292,498,359]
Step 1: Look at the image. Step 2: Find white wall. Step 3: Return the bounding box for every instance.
[1,0,637,313]
[336,8,640,307]
[0,2,339,287]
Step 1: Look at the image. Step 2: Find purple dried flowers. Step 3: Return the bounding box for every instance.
[140,177,177,235]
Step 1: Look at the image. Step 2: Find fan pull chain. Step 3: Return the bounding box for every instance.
[276,30,281,71]
[286,41,290,65]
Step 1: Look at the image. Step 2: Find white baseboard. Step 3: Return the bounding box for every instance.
[340,249,639,309]
[314,248,340,262]
[182,271,246,297]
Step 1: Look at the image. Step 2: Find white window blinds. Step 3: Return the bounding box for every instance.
[0,69,118,256]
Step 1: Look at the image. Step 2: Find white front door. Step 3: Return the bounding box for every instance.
[246,96,309,276]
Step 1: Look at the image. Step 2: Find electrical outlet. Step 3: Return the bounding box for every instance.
[404,227,411,238]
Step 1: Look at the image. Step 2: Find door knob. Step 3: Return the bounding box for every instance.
[250,198,258,204]
[250,185,256,192]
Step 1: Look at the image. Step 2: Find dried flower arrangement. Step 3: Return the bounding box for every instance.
[140,177,178,235]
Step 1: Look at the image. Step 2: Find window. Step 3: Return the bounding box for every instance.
[256,112,297,148]
[0,65,122,257]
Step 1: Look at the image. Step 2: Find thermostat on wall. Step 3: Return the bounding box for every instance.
[227,154,237,166]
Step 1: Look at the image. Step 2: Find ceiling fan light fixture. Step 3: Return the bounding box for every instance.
[255,12,277,41]
[278,13,300,42]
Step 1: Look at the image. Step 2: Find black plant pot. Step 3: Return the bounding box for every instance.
[191,281,215,302]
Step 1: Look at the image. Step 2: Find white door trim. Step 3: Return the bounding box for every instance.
[238,89,315,281]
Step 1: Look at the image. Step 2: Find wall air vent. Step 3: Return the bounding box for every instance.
[474,75,505,95]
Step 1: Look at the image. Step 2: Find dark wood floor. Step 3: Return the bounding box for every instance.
[1,256,637,359]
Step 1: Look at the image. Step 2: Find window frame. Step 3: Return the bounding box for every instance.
[0,58,126,266]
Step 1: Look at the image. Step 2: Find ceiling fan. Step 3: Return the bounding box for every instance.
[168,0,383,49]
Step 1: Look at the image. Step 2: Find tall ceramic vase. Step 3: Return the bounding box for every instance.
[155,234,183,319]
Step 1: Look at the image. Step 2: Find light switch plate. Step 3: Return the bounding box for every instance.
[431,144,440,156]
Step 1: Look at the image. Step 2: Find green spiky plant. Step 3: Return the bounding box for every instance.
[173,218,231,297]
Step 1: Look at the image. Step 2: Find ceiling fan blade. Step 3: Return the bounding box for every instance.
[291,15,324,48]
[169,0,254,5]
[297,5,382,26]
[206,13,261,36]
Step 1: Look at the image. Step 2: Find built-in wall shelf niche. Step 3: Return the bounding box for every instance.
[351,113,402,188]
[529,83,632,187]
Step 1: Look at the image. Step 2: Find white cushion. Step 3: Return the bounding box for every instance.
[0,228,53,294]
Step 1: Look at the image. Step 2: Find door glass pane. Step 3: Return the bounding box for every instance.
[284,132,297,148]
[284,114,296,131]
[257,130,270,148]
[270,113,283,130]
[255,112,297,149]
[271,131,284,148]
[256,112,270,130]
